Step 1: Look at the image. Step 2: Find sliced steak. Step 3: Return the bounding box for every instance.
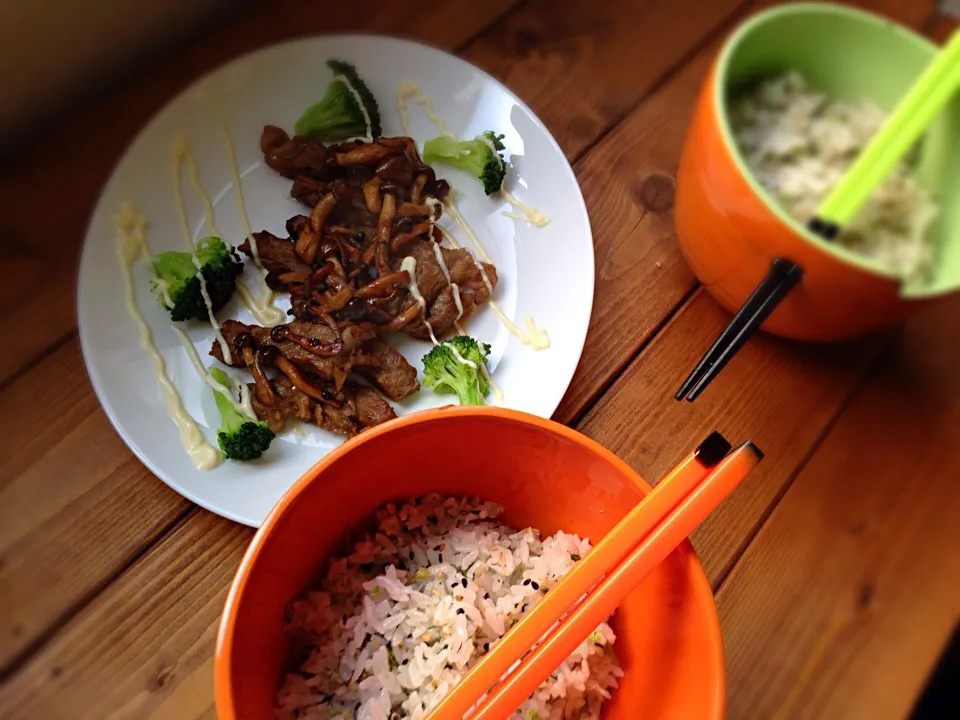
[355,338,420,400]
[261,125,332,180]
[249,375,395,437]
[239,232,309,276]
[211,319,343,381]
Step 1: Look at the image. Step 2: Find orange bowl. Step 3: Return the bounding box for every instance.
[215,406,724,719]
[674,3,960,341]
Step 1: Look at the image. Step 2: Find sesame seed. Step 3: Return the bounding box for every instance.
[457,608,465,615]
[523,579,531,586]
[531,581,540,590]
[461,578,468,588]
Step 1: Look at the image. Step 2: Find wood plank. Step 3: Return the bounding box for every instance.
[0,242,76,388]
[0,510,251,720]
[458,0,749,160]
[0,341,194,671]
[552,0,936,423]
[716,296,960,720]
[576,290,887,584]
[0,0,522,385]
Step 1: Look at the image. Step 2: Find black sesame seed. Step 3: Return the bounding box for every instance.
[523,579,531,586]
[439,553,444,563]
[571,554,581,562]
[483,593,490,599]
[461,578,468,588]
[531,581,540,591]
[483,642,490,651]
[401,659,408,665]
[457,608,465,615]
[409,551,415,561]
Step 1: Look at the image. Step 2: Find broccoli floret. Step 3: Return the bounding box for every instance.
[422,336,492,406]
[150,237,243,322]
[422,131,506,195]
[294,59,382,142]
[210,367,275,461]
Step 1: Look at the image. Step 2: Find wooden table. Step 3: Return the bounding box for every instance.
[1,1,958,718]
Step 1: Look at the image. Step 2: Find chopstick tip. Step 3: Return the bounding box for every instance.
[694,431,732,467]
[744,441,764,462]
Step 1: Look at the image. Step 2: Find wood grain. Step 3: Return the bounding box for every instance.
[0,241,76,389]
[458,0,749,160]
[0,340,195,671]
[0,510,251,720]
[576,290,888,585]
[717,296,960,720]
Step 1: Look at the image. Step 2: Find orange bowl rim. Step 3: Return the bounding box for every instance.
[213,405,726,719]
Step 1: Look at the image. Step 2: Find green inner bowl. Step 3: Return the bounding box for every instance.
[715,1,960,297]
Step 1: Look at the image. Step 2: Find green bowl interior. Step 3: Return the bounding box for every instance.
[716,1,960,296]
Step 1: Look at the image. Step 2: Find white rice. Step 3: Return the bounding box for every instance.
[729,70,939,284]
[275,494,623,720]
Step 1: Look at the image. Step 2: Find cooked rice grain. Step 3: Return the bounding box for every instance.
[276,494,623,720]
[730,71,939,284]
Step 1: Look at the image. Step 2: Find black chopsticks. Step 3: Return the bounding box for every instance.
[675,258,803,402]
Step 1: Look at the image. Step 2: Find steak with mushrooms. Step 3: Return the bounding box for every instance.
[209,132,498,439]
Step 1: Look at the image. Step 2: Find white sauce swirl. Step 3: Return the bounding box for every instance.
[171,326,257,421]
[442,197,551,351]
[171,135,232,364]
[214,110,286,327]
[115,202,221,470]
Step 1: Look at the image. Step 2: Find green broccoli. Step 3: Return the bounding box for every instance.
[422,131,506,195]
[294,59,382,142]
[422,336,492,406]
[150,237,243,322]
[210,367,275,461]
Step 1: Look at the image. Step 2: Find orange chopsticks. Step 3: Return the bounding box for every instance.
[423,431,762,720]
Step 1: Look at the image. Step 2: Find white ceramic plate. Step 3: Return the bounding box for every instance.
[78,35,594,527]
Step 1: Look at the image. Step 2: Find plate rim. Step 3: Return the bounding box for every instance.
[77,32,596,527]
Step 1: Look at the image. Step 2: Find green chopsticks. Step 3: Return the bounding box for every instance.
[809,29,960,238]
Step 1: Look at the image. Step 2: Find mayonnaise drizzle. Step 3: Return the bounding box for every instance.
[441,198,551,350]
[430,240,465,331]
[401,256,440,346]
[115,202,221,470]
[172,135,232,364]
[154,278,174,308]
[500,189,551,227]
[171,326,257,421]
[396,81,457,140]
[214,110,286,327]
[405,254,494,404]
